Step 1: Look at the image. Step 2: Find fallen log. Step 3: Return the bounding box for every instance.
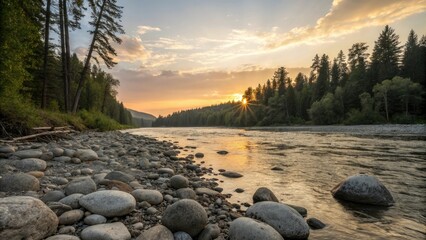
[0,130,75,143]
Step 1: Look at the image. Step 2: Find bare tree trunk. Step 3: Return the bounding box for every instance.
[59,0,69,112]
[384,94,389,122]
[41,0,51,109]
[72,0,107,113]
[63,0,71,112]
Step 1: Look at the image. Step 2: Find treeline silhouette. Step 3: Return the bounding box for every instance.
[154,26,425,127]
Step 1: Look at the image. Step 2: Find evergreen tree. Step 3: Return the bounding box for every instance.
[330,58,339,92]
[401,30,424,85]
[337,50,349,86]
[274,67,288,96]
[313,54,330,101]
[294,72,307,92]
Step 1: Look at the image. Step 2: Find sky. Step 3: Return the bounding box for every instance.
[71,0,426,116]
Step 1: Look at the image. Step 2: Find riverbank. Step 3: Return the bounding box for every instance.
[0,131,249,239]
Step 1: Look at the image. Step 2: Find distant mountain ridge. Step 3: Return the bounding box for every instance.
[127,109,156,127]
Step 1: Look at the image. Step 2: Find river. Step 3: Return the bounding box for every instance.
[125,125,426,239]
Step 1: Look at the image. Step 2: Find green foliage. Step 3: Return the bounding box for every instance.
[308,93,339,125]
[79,110,125,131]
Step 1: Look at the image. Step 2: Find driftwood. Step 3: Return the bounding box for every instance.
[32,126,71,131]
[0,128,76,143]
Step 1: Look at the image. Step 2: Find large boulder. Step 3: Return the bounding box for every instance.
[64,177,96,195]
[246,201,309,239]
[0,173,40,192]
[162,199,208,237]
[229,217,283,240]
[131,189,163,205]
[79,190,136,217]
[136,225,174,240]
[0,196,58,240]
[81,222,131,240]
[13,158,47,172]
[252,187,279,203]
[75,149,98,161]
[331,174,394,206]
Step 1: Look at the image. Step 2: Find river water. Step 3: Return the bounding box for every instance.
[126,125,426,239]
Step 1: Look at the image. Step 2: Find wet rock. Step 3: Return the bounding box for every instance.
[331,174,395,206]
[286,204,307,217]
[164,150,178,157]
[196,187,220,196]
[79,190,136,217]
[13,158,47,171]
[0,196,58,240]
[220,171,243,178]
[84,214,107,225]
[105,171,135,183]
[136,225,173,240]
[235,188,244,193]
[271,166,283,171]
[132,189,163,205]
[173,231,193,240]
[14,149,43,159]
[64,177,96,195]
[176,188,197,199]
[195,153,204,158]
[81,222,131,240]
[217,150,228,155]
[41,190,66,203]
[253,187,279,203]
[0,173,40,192]
[75,149,98,162]
[162,199,208,237]
[45,235,80,240]
[170,175,189,189]
[246,201,310,239]
[229,217,283,240]
[198,224,220,240]
[158,167,175,176]
[59,209,84,225]
[59,194,83,209]
[307,218,326,229]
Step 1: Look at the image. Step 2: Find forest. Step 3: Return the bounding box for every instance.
[0,0,132,136]
[154,26,426,127]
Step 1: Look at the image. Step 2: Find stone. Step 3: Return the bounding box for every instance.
[14,149,43,159]
[196,187,220,196]
[307,218,326,229]
[45,235,80,240]
[170,175,189,189]
[331,174,395,206]
[0,196,58,240]
[198,224,220,240]
[105,171,135,183]
[79,190,136,217]
[59,194,84,209]
[271,166,284,171]
[221,171,243,178]
[81,222,131,240]
[158,167,175,176]
[132,222,144,230]
[47,202,72,216]
[40,152,54,161]
[63,149,76,157]
[41,190,66,203]
[54,156,72,162]
[64,177,96,195]
[80,168,93,175]
[173,231,193,240]
[235,188,244,193]
[58,226,76,234]
[147,207,158,214]
[176,188,197,199]
[253,187,279,203]
[59,209,84,225]
[51,177,69,185]
[132,189,163,205]
[27,171,45,178]
[0,145,15,153]
[75,149,98,161]
[162,199,208,237]
[0,173,40,192]
[286,204,307,217]
[99,179,133,193]
[246,201,310,239]
[84,214,107,225]
[216,150,229,155]
[139,158,151,169]
[136,225,173,240]
[51,148,64,157]
[164,150,178,157]
[195,153,204,158]
[13,158,47,171]
[229,217,283,240]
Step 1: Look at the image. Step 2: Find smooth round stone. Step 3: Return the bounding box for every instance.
[40,152,54,161]
[51,177,69,185]
[253,187,279,203]
[75,149,98,161]
[51,147,64,157]
[286,204,307,217]
[146,207,158,214]
[54,156,72,162]
[84,214,107,225]
[176,188,196,199]
[63,149,75,157]
[104,171,135,183]
[58,226,76,234]
[229,217,283,240]
[131,189,163,205]
[173,231,193,240]
[139,158,151,169]
[59,193,84,209]
[64,177,96,195]
[196,187,220,196]
[47,202,72,216]
[136,225,173,240]
[80,168,94,175]
[45,235,80,240]
[0,173,40,192]
[198,224,220,240]
[41,190,66,203]
[79,190,136,217]
[0,196,58,239]
[14,149,43,159]
[246,201,310,239]
[216,150,229,155]
[158,168,175,175]
[13,158,47,171]
[81,222,131,240]
[307,218,326,229]
[0,145,15,153]
[220,171,243,178]
[59,209,84,225]
[194,153,204,158]
[162,199,208,237]
[27,171,45,178]
[170,175,189,189]
[133,222,144,230]
[331,174,395,206]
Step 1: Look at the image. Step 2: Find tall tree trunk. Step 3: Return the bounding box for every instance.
[384,93,389,122]
[72,0,107,113]
[63,0,71,112]
[59,0,69,112]
[41,0,51,109]
[101,84,109,113]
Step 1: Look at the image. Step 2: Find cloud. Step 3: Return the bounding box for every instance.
[113,35,151,62]
[266,0,426,49]
[137,25,161,35]
[146,37,194,50]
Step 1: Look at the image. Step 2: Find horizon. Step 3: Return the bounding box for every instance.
[71,0,426,117]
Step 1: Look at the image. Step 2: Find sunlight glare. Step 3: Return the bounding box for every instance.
[233,94,243,102]
[242,98,248,106]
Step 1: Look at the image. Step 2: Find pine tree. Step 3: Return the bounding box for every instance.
[336,50,349,86]
[313,54,330,101]
[401,30,424,85]
[330,58,339,92]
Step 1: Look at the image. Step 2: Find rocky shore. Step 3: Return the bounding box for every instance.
[0,131,394,240]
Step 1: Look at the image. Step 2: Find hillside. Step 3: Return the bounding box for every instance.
[127,109,157,127]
